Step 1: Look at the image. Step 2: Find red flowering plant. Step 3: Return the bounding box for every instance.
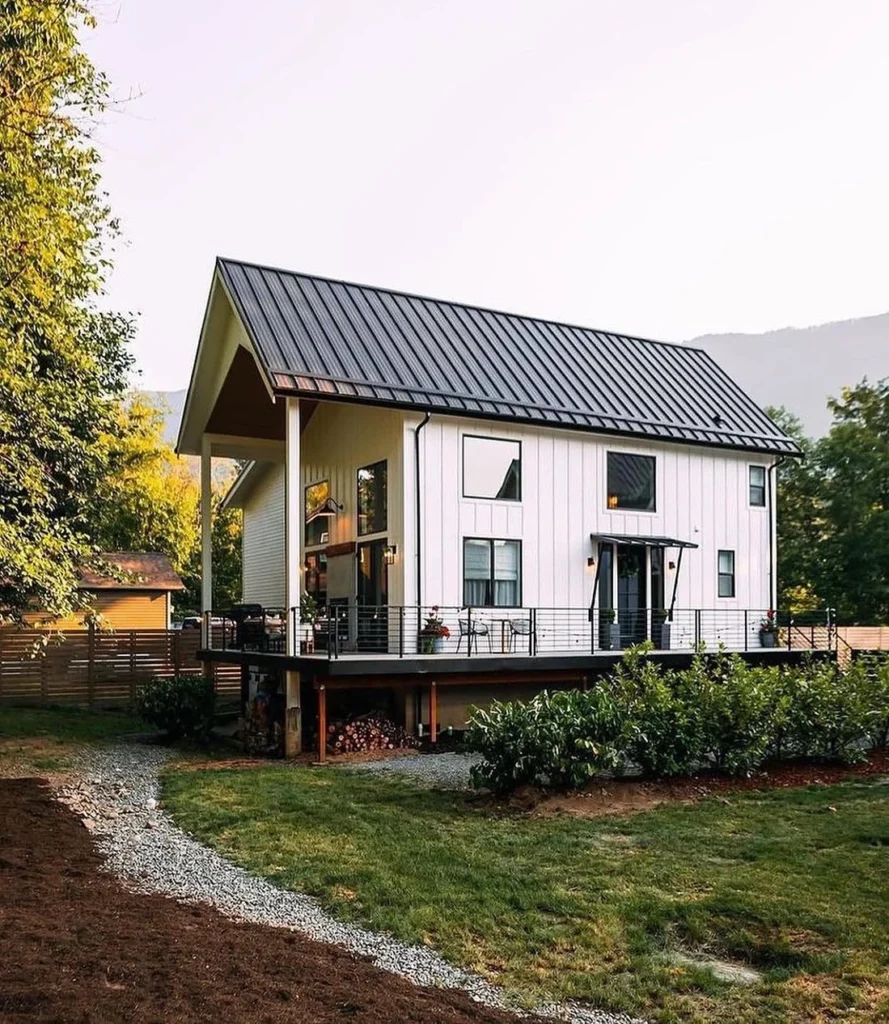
[421,606,451,652]
[759,609,778,634]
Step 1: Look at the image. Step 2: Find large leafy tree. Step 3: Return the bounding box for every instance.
[94,396,243,616]
[0,1,134,622]
[772,379,889,622]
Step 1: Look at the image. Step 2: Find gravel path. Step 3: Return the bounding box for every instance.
[57,744,642,1024]
[344,751,482,789]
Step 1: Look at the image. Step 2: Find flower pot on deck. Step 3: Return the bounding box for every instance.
[659,623,672,651]
[759,631,777,648]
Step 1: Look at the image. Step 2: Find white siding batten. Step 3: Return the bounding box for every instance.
[284,396,301,656]
[200,433,212,645]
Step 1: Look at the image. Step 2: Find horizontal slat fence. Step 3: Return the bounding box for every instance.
[0,628,240,706]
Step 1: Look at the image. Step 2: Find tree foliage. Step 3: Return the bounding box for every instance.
[772,378,889,622]
[93,396,242,616]
[0,0,134,622]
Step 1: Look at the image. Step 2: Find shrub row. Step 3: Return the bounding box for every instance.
[465,649,889,794]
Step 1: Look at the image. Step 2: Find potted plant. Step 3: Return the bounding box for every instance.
[759,609,778,648]
[420,606,451,654]
[598,607,621,651]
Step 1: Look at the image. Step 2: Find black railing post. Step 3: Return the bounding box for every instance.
[744,609,748,652]
[530,608,535,656]
[788,613,793,651]
[467,607,472,658]
[694,609,702,649]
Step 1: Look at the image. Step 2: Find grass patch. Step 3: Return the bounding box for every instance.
[0,705,145,744]
[163,766,889,1023]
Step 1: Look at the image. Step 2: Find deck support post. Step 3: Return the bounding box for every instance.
[284,397,301,657]
[429,680,437,743]
[285,669,302,757]
[318,684,327,763]
[200,433,213,647]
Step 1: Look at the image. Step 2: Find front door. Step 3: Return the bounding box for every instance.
[357,539,388,652]
[617,544,647,647]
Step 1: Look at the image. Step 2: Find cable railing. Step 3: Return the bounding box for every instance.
[203,606,836,660]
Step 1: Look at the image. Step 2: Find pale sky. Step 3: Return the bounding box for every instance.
[85,0,889,391]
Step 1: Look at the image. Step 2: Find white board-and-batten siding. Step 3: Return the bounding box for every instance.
[416,416,774,613]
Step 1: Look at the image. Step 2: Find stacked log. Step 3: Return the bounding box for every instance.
[326,712,418,755]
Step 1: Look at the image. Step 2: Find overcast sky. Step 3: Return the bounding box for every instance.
[85,0,889,391]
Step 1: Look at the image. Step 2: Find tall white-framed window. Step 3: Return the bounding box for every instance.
[749,465,766,507]
[717,549,736,598]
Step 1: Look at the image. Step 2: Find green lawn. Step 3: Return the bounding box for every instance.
[0,705,145,743]
[162,767,889,1023]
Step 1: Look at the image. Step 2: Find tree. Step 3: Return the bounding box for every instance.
[94,396,200,585]
[817,380,889,621]
[0,1,134,623]
[772,380,889,622]
[94,395,243,616]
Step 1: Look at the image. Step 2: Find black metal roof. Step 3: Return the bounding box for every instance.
[216,257,799,456]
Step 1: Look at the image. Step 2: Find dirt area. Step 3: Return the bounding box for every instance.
[0,737,78,784]
[0,777,540,1024]
[505,750,889,818]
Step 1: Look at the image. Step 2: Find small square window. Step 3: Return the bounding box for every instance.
[717,549,735,598]
[749,466,766,507]
[607,452,656,511]
[463,436,521,501]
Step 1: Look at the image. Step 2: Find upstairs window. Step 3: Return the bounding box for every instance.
[305,480,330,546]
[607,452,656,511]
[718,549,736,598]
[749,465,766,507]
[463,436,521,501]
[357,460,387,536]
[463,538,521,607]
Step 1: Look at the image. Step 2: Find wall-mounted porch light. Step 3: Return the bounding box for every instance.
[306,497,343,521]
[383,543,398,566]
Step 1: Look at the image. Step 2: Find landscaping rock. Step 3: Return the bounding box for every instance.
[61,743,642,1024]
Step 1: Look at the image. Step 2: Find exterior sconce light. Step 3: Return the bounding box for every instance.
[306,497,343,521]
[607,494,618,509]
[383,544,397,566]
[587,556,596,567]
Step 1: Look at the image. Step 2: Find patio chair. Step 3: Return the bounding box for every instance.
[456,617,492,654]
[506,617,533,652]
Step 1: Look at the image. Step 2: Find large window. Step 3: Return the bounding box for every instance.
[717,549,736,598]
[463,538,521,607]
[305,480,330,546]
[463,436,521,500]
[304,552,328,606]
[357,460,387,536]
[607,452,656,511]
[749,465,766,507]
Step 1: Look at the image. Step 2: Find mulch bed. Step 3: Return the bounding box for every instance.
[505,749,889,818]
[0,777,538,1023]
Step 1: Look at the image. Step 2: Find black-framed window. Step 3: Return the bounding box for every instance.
[717,550,735,598]
[463,538,521,607]
[305,480,330,546]
[304,552,328,606]
[357,460,387,536]
[463,435,521,501]
[749,465,766,507]
[607,452,656,511]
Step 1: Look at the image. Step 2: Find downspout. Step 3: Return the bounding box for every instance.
[414,412,431,611]
[767,457,785,610]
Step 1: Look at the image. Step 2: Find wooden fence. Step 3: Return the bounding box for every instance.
[835,626,889,668]
[0,628,241,706]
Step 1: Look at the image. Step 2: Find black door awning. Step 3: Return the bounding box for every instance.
[592,533,698,550]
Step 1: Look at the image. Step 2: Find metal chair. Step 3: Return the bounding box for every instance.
[506,618,532,652]
[456,618,492,653]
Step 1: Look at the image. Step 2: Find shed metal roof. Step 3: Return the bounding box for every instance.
[216,258,799,456]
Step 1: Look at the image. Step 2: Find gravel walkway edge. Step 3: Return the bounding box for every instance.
[57,743,643,1024]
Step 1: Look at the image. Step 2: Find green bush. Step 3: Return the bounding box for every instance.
[135,674,216,742]
[467,686,630,794]
[466,647,889,794]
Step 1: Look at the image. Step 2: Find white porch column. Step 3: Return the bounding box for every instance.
[200,433,213,646]
[284,397,301,655]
